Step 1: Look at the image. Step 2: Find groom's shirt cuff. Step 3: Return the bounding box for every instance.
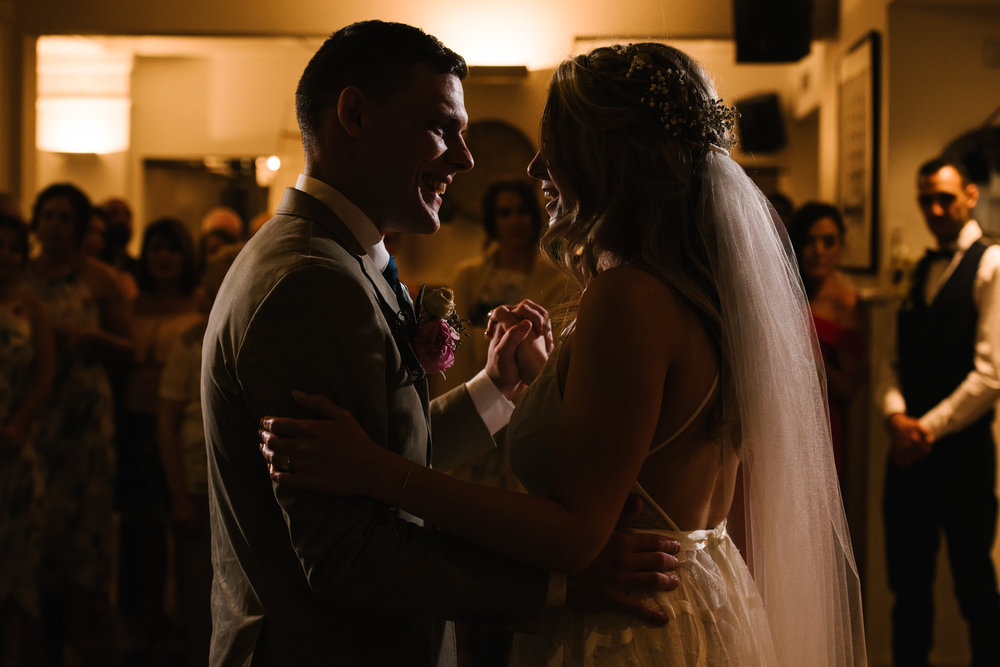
[546,572,567,606]
[465,370,515,435]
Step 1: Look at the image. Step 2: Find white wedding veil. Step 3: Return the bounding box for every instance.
[700,147,867,665]
[538,41,867,663]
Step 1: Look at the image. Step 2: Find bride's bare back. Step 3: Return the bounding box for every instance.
[555,263,737,532]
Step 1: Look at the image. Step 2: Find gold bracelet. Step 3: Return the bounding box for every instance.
[398,461,415,506]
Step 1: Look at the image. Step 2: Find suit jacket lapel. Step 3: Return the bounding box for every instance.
[276,187,406,321]
[358,255,408,321]
[415,379,432,465]
[276,187,365,255]
[277,188,431,446]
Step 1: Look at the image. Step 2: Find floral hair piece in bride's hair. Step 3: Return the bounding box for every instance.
[624,51,738,151]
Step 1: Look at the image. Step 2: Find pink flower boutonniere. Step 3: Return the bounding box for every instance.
[411,286,468,377]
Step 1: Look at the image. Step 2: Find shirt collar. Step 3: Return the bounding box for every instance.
[295,174,390,271]
[956,219,983,252]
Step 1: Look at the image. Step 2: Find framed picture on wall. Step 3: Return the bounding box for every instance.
[837,31,881,273]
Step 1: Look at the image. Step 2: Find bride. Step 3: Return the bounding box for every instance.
[259,42,866,665]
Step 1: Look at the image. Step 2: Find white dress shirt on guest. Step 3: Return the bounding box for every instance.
[882,220,1000,441]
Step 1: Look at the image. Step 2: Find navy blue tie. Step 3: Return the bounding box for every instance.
[382,256,414,316]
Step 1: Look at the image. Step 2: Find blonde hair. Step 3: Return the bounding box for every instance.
[540,42,736,432]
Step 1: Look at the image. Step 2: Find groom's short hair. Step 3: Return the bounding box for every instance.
[918,156,971,186]
[296,20,467,149]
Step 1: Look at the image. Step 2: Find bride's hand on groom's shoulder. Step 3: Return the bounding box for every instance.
[485,300,553,399]
[565,495,681,626]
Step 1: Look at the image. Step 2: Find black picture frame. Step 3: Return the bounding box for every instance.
[837,31,881,273]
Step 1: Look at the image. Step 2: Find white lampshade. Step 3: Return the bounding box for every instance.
[36,96,131,154]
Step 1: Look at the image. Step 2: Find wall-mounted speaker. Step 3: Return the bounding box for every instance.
[733,0,813,63]
[735,93,786,153]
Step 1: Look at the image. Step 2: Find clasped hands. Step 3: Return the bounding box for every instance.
[258,295,682,624]
[886,413,933,468]
[483,299,554,400]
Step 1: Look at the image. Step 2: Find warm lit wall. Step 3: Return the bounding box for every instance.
[884,3,1000,272]
[858,3,1000,666]
[14,0,734,67]
[128,46,312,223]
[0,1,15,199]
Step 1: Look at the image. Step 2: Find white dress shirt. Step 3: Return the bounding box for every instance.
[294,174,514,434]
[882,220,1000,440]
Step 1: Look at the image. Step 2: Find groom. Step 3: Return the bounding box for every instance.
[203,21,679,666]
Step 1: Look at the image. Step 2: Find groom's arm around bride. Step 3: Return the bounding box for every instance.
[202,20,679,667]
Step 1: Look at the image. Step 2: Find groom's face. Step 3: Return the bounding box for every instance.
[361,64,474,235]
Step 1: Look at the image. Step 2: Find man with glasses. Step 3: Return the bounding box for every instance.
[882,157,1000,666]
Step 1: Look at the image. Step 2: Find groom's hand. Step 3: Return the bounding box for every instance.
[485,300,553,399]
[565,495,680,626]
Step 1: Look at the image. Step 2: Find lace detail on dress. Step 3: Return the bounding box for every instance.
[507,326,778,665]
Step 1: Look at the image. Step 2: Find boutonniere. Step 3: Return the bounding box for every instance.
[410,286,469,377]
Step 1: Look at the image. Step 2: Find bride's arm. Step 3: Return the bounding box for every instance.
[263,268,676,574]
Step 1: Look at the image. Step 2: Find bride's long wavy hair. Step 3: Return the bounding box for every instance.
[539,42,735,433]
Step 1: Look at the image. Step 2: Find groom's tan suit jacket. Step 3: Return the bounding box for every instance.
[203,187,547,666]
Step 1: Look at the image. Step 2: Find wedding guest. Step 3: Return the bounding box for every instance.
[881,157,1000,665]
[82,207,108,259]
[197,206,242,277]
[26,183,131,666]
[159,243,241,667]
[436,178,573,667]
[262,41,866,666]
[117,217,202,659]
[441,180,570,394]
[98,196,140,301]
[0,214,54,667]
[789,202,864,476]
[439,179,571,480]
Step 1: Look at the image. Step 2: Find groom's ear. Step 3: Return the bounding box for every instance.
[337,86,366,138]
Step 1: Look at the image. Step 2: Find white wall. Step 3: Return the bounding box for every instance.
[859,4,1000,666]
[884,4,1000,273]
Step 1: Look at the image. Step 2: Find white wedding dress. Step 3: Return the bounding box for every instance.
[502,150,867,665]
[506,338,778,667]
[500,149,865,665]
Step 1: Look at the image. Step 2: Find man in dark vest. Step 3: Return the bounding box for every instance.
[883,157,1000,666]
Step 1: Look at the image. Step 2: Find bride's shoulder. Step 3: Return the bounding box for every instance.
[587,264,675,298]
[574,265,685,366]
[580,265,682,324]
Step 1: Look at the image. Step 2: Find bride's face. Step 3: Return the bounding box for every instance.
[527,151,562,226]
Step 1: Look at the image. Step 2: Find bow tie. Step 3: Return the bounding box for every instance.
[924,247,956,262]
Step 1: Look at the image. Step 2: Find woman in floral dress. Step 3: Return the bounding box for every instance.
[26,183,132,665]
[0,214,54,667]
